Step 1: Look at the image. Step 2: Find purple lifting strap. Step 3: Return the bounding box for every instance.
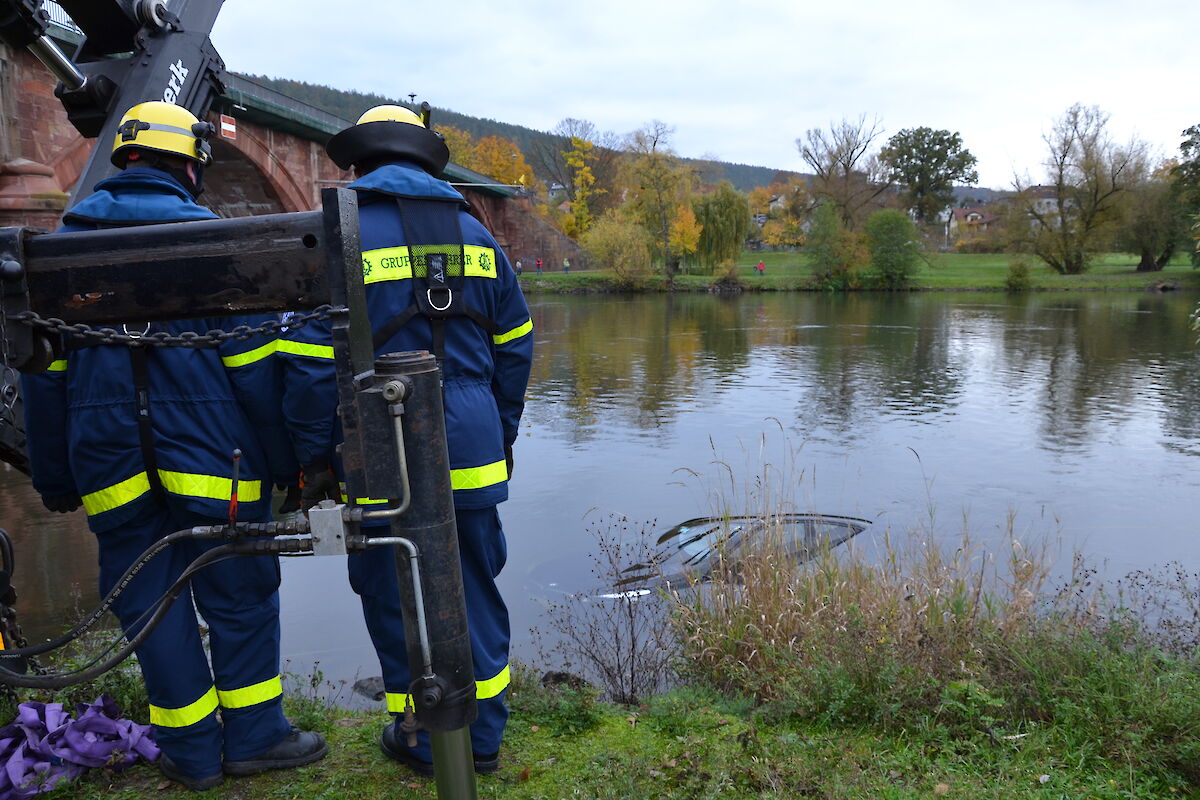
[0,695,158,798]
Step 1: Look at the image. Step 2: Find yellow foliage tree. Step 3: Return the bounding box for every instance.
[563,136,599,238]
[668,203,701,265]
[473,135,536,187]
[438,126,476,170]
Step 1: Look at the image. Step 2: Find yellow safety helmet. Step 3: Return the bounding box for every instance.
[326,103,449,175]
[356,105,424,126]
[110,101,215,168]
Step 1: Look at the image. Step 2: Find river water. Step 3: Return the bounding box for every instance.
[2,291,1197,692]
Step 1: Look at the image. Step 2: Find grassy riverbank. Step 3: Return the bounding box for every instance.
[38,670,1199,799]
[519,251,1200,293]
[19,523,1200,799]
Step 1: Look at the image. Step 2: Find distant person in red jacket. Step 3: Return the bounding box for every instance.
[756,260,765,277]
[535,258,543,274]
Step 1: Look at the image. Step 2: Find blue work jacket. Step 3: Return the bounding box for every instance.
[281,161,533,510]
[21,168,295,532]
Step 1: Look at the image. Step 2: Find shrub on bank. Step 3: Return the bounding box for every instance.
[670,523,1200,786]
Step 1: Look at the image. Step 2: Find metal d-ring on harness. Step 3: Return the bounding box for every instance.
[370,198,499,365]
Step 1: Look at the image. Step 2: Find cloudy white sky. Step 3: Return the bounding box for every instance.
[211,0,1196,189]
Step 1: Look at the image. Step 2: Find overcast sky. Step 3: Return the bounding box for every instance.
[210,0,1196,189]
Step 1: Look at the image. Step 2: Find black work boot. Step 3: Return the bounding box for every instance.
[381,721,500,775]
[223,727,327,776]
[159,753,224,791]
[380,721,434,776]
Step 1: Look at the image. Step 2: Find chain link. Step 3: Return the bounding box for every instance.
[12,305,347,349]
[0,295,19,419]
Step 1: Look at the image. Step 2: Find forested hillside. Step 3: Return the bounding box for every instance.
[239,74,801,191]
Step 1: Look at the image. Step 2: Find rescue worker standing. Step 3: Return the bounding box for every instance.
[281,104,533,775]
[20,101,326,791]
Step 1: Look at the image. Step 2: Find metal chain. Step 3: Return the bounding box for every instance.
[12,304,347,349]
[0,298,19,420]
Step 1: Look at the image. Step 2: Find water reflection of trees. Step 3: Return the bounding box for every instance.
[994,295,1198,455]
[526,293,1200,458]
[528,294,969,442]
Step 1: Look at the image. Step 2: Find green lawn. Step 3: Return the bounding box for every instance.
[521,252,1200,293]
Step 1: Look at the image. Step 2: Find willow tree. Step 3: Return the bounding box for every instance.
[695,181,751,273]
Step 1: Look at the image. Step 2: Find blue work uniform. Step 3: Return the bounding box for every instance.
[280,161,533,760]
[20,167,292,778]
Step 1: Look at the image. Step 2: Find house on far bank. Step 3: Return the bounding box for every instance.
[945,206,1001,246]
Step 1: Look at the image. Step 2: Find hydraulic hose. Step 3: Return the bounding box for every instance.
[0,537,311,688]
[0,527,14,577]
[5,519,308,658]
[4,528,195,658]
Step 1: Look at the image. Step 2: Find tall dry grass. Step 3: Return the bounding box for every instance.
[662,435,1198,785]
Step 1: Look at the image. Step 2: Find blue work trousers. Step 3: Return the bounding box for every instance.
[97,503,290,777]
[348,506,510,759]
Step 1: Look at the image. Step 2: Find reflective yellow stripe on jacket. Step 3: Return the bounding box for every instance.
[493,319,533,345]
[217,675,283,709]
[361,245,498,285]
[81,471,263,516]
[386,664,510,713]
[451,459,508,491]
[150,686,218,728]
[46,359,68,372]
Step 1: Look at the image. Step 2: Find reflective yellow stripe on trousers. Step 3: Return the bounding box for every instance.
[386,664,510,714]
[218,675,283,709]
[81,471,263,516]
[150,686,218,728]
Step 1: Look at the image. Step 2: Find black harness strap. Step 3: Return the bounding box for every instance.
[128,344,165,498]
[372,307,420,352]
[370,197,500,362]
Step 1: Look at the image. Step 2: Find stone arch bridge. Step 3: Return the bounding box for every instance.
[0,26,579,268]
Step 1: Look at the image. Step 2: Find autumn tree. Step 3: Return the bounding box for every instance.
[532,118,622,216]
[562,136,599,238]
[439,125,477,170]
[1012,104,1147,275]
[759,176,810,248]
[582,210,652,289]
[472,135,537,187]
[880,127,979,225]
[694,181,751,273]
[798,115,891,230]
[668,204,702,267]
[620,121,696,286]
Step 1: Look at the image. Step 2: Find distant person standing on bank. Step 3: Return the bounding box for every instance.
[515,259,523,275]
[562,257,570,274]
[535,258,543,274]
[756,260,765,277]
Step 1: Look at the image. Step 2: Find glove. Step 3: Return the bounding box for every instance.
[300,461,339,511]
[41,492,81,513]
[504,443,514,480]
[277,482,302,514]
